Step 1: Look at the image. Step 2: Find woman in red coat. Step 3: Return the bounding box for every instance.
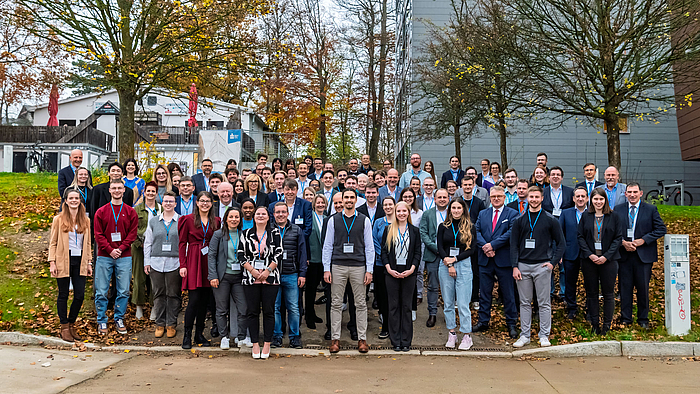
[179,191,220,349]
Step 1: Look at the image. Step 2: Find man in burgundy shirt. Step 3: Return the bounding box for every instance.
[93,179,138,335]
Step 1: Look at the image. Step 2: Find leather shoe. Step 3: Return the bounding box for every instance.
[210,323,219,338]
[271,337,283,348]
[315,295,328,305]
[639,322,650,329]
[372,299,379,310]
[508,325,519,339]
[401,346,410,352]
[329,339,340,353]
[307,321,317,330]
[350,330,358,341]
[378,331,389,339]
[393,346,402,352]
[426,315,436,328]
[472,322,489,332]
[416,298,423,305]
[358,340,369,353]
[324,330,331,340]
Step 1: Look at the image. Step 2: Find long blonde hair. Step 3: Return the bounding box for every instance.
[154,163,173,191]
[385,201,413,250]
[442,198,472,246]
[58,189,90,234]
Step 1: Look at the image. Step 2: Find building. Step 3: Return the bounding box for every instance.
[2,89,289,174]
[395,0,700,199]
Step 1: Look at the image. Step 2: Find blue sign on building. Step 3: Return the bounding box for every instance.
[228,129,242,144]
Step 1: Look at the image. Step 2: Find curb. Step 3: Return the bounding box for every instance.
[2,332,699,358]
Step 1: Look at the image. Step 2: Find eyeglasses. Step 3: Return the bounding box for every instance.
[249,180,259,183]
[198,199,212,204]
[162,200,176,204]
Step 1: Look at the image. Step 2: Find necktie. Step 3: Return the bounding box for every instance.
[588,182,593,195]
[492,209,499,232]
[629,205,636,228]
[519,201,525,215]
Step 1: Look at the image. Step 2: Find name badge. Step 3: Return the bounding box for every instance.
[111,232,122,242]
[594,242,602,250]
[161,243,172,252]
[70,249,82,257]
[294,217,304,225]
[397,257,407,266]
[449,247,459,257]
[627,229,634,238]
[525,238,536,249]
[200,246,209,255]
[283,250,288,260]
[552,208,562,217]
[343,243,354,253]
[254,259,266,270]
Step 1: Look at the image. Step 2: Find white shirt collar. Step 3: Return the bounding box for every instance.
[158,212,179,221]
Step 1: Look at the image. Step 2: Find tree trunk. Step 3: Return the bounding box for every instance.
[369,0,388,163]
[605,114,622,170]
[117,89,137,160]
[498,120,508,169]
[453,122,462,160]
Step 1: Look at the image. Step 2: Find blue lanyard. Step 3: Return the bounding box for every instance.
[451,223,459,247]
[606,186,617,208]
[527,209,542,239]
[228,230,239,255]
[200,220,210,246]
[277,224,287,240]
[437,209,446,223]
[424,197,434,210]
[398,224,409,253]
[342,212,357,243]
[204,176,210,191]
[575,209,582,223]
[257,230,267,259]
[450,169,458,181]
[595,216,603,239]
[251,194,257,203]
[163,218,174,241]
[146,205,158,217]
[299,180,307,190]
[466,197,474,213]
[77,187,87,202]
[181,197,193,213]
[110,203,123,233]
[313,211,323,228]
[551,188,562,207]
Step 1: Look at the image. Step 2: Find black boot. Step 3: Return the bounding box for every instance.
[182,329,192,349]
[195,328,211,347]
[210,321,219,338]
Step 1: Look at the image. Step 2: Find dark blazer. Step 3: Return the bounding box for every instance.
[58,165,92,198]
[267,197,313,240]
[476,173,485,188]
[90,182,135,220]
[357,202,386,225]
[237,190,270,208]
[542,185,574,215]
[506,199,527,215]
[475,206,518,267]
[192,173,210,196]
[462,196,486,224]
[577,211,624,262]
[380,223,422,273]
[212,200,241,218]
[175,195,196,215]
[268,190,285,204]
[614,202,667,263]
[441,169,465,189]
[558,207,583,261]
[208,228,241,281]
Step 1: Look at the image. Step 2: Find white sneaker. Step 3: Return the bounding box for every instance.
[445,332,458,348]
[458,334,473,350]
[243,336,253,347]
[150,308,156,321]
[220,337,230,350]
[539,337,551,347]
[513,336,530,348]
[135,306,144,320]
[412,311,416,321]
[472,302,480,311]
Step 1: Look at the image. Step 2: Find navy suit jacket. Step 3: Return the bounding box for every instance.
[175,195,196,215]
[614,202,667,264]
[542,185,574,215]
[192,173,209,196]
[357,203,386,225]
[475,206,518,267]
[268,197,313,240]
[268,190,285,204]
[440,169,465,189]
[558,207,582,261]
[378,185,402,203]
[58,165,92,198]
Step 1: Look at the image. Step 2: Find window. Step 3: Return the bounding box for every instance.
[147,96,157,106]
[207,121,224,129]
[59,119,76,127]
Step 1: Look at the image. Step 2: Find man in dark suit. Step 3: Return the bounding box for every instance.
[507,179,530,216]
[582,162,604,195]
[473,186,519,338]
[192,158,213,195]
[614,182,667,329]
[356,182,385,225]
[175,176,196,215]
[267,178,312,240]
[419,189,450,327]
[90,163,134,218]
[475,159,490,188]
[211,182,240,218]
[58,149,92,198]
[558,186,589,319]
[542,166,574,218]
[440,156,464,189]
[268,171,286,203]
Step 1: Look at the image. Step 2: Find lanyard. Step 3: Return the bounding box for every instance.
[629,205,637,227]
[251,194,257,203]
[256,230,267,259]
[313,212,323,231]
[450,169,458,181]
[437,209,446,223]
[551,188,562,207]
[78,186,87,202]
[228,230,239,255]
[369,207,376,224]
[606,186,617,208]
[451,222,459,248]
[527,209,542,239]
[277,224,287,240]
[146,205,158,217]
[595,216,603,241]
[110,203,123,233]
[204,176,210,191]
[575,209,583,223]
[200,219,210,246]
[342,212,357,243]
[181,197,193,213]
[73,225,80,248]
[398,224,409,254]
[163,218,174,241]
[299,180,307,190]
[466,197,474,213]
[424,197,434,210]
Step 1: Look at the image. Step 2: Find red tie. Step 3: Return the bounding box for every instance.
[492,209,499,232]
[519,201,524,214]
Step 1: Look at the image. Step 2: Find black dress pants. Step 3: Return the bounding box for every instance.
[619,252,652,325]
[385,273,416,348]
[581,259,618,329]
[56,258,86,324]
[244,284,279,343]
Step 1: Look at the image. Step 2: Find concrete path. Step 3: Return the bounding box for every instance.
[0,345,132,394]
[61,352,700,394]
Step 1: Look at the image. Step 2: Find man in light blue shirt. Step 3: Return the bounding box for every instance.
[399,153,431,191]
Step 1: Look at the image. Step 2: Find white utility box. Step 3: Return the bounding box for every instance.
[663,234,691,336]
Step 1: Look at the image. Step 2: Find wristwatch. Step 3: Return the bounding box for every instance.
[447,263,454,268]
[266,266,274,273]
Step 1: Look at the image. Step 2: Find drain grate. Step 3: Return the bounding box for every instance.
[302,345,506,352]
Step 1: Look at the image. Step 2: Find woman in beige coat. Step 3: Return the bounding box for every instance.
[48,189,93,342]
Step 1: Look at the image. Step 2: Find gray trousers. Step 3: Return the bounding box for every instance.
[331,265,367,341]
[425,258,440,316]
[150,269,182,327]
[516,262,552,339]
[416,259,426,298]
[212,273,247,340]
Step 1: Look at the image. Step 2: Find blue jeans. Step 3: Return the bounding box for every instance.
[425,259,440,316]
[95,256,132,324]
[274,273,300,339]
[438,257,473,333]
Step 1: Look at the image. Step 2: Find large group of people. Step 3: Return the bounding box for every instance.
[48,150,667,355]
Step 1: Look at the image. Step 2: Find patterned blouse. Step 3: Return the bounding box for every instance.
[237,225,283,285]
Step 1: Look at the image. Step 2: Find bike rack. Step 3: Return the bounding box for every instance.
[664,182,685,206]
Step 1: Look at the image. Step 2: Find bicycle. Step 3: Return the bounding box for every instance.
[644,179,693,206]
[24,140,51,173]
